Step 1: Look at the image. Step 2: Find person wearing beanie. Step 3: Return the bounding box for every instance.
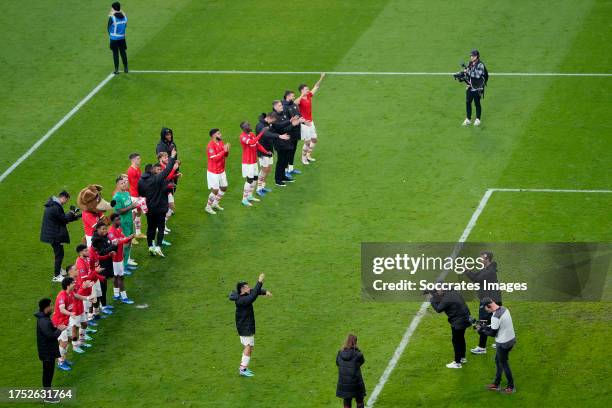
[228,273,272,377]
[107,2,128,74]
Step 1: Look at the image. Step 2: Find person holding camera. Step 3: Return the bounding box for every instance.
[40,191,81,282]
[429,287,472,368]
[476,298,516,394]
[465,251,502,354]
[461,49,488,127]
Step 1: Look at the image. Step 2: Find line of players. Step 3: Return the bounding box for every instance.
[204,74,325,213]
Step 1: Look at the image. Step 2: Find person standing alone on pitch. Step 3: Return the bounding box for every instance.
[229,273,272,377]
[108,2,128,74]
[336,334,366,408]
[462,49,488,126]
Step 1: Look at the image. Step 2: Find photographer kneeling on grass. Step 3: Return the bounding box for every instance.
[475,298,516,394]
[429,287,472,368]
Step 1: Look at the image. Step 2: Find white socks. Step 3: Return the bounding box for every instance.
[240,354,250,370]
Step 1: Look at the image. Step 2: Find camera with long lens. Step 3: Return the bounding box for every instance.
[69,205,82,219]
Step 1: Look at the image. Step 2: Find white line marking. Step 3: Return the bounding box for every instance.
[491,188,612,193]
[130,70,612,77]
[0,73,115,183]
[365,189,493,408]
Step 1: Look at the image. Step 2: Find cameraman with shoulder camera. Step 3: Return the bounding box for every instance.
[476,298,516,394]
[465,251,502,354]
[461,49,487,127]
[429,287,472,369]
[40,191,81,282]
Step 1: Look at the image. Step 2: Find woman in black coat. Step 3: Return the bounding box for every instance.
[336,334,366,408]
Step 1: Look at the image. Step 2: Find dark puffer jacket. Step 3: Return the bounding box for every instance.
[336,348,366,399]
[430,290,472,330]
[40,197,78,244]
[35,311,61,361]
[156,127,177,156]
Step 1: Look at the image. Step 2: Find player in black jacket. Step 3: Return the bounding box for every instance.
[228,273,272,377]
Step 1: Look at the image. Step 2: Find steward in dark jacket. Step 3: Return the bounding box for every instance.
[35,311,61,361]
[138,156,176,213]
[229,280,267,336]
[336,348,366,400]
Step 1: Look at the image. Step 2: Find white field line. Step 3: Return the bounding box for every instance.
[365,186,611,407]
[131,70,612,77]
[365,189,494,408]
[0,73,115,183]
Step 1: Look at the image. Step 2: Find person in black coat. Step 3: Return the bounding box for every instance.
[138,148,177,256]
[336,334,366,408]
[430,288,472,368]
[465,251,503,354]
[35,298,65,403]
[281,91,303,176]
[156,127,178,156]
[40,191,81,282]
[92,223,118,312]
[271,100,302,186]
[228,273,272,377]
[255,113,290,192]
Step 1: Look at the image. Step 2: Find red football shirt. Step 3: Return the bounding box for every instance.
[108,225,131,262]
[127,166,142,197]
[82,211,102,237]
[72,281,86,315]
[207,140,229,174]
[52,290,72,327]
[297,92,313,121]
[76,256,93,296]
[240,130,269,164]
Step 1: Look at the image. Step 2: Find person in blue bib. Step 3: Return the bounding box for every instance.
[107,2,128,74]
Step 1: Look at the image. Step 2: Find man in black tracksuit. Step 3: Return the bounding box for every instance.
[465,251,502,354]
[282,91,303,176]
[35,298,64,403]
[430,289,472,368]
[40,191,81,282]
[138,148,177,256]
[271,101,301,186]
[228,273,272,377]
[255,113,290,191]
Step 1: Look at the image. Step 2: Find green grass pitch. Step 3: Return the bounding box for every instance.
[0,0,610,407]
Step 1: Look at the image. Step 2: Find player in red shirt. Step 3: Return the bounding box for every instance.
[158,151,181,233]
[239,122,270,207]
[52,277,76,369]
[108,213,135,303]
[75,244,103,325]
[67,264,94,353]
[296,73,325,164]
[126,152,148,240]
[82,210,104,247]
[205,128,231,215]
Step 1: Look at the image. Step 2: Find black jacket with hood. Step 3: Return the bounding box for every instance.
[156,127,177,157]
[256,116,282,156]
[35,311,61,361]
[270,111,295,151]
[430,290,472,330]
[228,280,267,336]
[40,197,78,244]
[336,348,366,398]
[138,156,176,213]
[92,232,118,279]
[465,261,502,303]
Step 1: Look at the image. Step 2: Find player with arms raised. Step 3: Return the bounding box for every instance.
[296,73,325,164]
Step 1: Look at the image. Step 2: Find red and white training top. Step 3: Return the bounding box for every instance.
[108,225,132,262]
[297,91,313,121]
[207,139,229,174]
[240,130,270,164]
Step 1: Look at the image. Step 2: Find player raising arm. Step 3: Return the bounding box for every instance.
[296,73,325,164]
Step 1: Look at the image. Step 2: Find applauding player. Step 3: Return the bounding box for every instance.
[296,73,325,164]
[205,129,230,215]
[239,121,270,206]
